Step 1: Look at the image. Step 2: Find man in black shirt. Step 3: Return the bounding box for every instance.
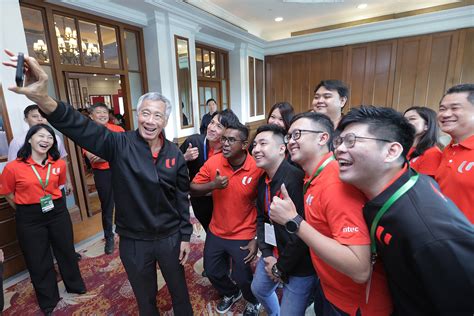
[334,105,474,315]
[200,98,218,134]
[250,124,316,315]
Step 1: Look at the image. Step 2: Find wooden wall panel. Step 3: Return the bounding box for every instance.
[265,28,471,116]
[248,57,255,116]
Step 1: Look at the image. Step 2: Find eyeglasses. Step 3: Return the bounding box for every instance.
[220,136,243,145]
[333,133,393,149]
[284,129,325,144]
[139,110,165,121]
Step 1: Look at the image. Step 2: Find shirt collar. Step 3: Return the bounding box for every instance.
[448,134,474,150]
[25,155,53,167]
[223,151,251,171]
[366,165,413,208]
[304,151,334,183]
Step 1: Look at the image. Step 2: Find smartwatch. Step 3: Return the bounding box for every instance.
[285,214,304,234]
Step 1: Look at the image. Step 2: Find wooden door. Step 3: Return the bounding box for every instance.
[198,80,221,126]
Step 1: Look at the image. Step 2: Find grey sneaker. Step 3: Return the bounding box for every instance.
[216,290,242,314]
[243,302,261,316]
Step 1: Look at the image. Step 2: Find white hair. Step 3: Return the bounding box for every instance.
[136,92,172,118]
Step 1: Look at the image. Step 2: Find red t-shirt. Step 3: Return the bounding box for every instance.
[0,157,66,204]
[193,152,264,240]
[82,123,125,170]
[305,153,393,316]
[407,146,442,177]
[435,135,474,223]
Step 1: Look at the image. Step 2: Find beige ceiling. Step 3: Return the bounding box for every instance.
[185,0,463,40]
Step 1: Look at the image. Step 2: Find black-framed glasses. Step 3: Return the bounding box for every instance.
[284,129,325,144]
[333,133,393,149]
[220,136,243,145]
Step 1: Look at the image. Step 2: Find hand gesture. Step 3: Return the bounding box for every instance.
[241,238,257,264]
[269,183,298,225]
[263,256,280,282]
[183,143,199,161]
[213,169,228,189]
[179,241,191,265]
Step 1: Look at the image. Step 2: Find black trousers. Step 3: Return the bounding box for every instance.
[190,196,213,232]
[93,169,114,239]
[119,233,193,316]
[16,199,85,312]
[204,230,257,304]
[313,279,361,316]
[0,260,3,313]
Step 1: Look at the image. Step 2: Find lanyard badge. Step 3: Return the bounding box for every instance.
[31,164,54,213]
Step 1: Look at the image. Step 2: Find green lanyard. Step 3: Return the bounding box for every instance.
[303,155,335,194]
[31,163,52,192]
[370,173,419,258]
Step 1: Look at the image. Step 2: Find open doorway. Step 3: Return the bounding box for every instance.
[64,72,126,218]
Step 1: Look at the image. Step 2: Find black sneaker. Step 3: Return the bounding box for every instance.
[243,302,261,316]
[216,290,242,314]
[104,237,115,254]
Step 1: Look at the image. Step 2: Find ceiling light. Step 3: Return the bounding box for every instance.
[105,78,108,81]
[357,3,368,9]
[275,17,284,22]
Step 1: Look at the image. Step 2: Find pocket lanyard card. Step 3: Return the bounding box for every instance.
[264,223,277,246]
[40,194,54,213]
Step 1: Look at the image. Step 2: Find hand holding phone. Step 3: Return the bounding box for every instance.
[15,53,25,87]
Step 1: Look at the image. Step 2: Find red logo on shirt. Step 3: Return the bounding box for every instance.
[165,158,176,169]
[376,226,392,246]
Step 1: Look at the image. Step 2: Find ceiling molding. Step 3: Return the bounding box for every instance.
[168,14,202,34]
[265,6,474,55]
[195,33,235,51]
[54,0,149,26]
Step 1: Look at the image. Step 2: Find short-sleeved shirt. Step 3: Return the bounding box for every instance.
[82,123,125,170]
[407,146,442,177]
[304,152,392,315]
[0,157,66,204]
[193,152,264,240]
[435,134,474,223]
[8,131,67,162]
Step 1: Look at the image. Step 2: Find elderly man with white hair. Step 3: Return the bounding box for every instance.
[3,50,193,316]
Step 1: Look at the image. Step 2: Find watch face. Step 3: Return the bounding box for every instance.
[285,220,298,233]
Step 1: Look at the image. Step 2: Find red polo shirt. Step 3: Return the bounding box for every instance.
[82,123,125,170]
[435,134,474,223]
[0,157,66,204]
[193,152,264,240]
[407,146,442,177]
[305,153,392,316]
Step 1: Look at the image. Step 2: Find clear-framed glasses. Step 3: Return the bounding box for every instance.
[139,109,165,121]
[284,129,325,144]
[333,133,393,149]
[220,136,243,145]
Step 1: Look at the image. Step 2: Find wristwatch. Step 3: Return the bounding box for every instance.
[285,214,304,234]
[271,264,283,279]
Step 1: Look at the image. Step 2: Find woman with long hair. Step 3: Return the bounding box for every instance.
[0,124,86,315]
[404,106,442,176]
[267,102,295,132]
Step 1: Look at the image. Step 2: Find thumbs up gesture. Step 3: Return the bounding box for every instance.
[270,183,298,225]
[213,169,229,190]
[183,142,199,161]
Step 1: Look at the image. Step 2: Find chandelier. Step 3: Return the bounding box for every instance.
[55,26,80,64]
[82,41,100,63]
[33,39,49,62]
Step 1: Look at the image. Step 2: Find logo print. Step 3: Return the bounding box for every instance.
[457,161,474,174]
[241,176,252,185]
[52,168,61,175]
[306,194,314,206]
[376,226,392,246]
[165,158,176,169]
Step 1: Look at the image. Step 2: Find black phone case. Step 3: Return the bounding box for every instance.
[15,53,25,87]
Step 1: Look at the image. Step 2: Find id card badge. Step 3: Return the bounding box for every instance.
[40,195,54,213]
[264,223,277,246]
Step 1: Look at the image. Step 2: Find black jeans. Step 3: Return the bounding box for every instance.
[314,279,362,316]
[93,169,114,239]
[204,230,257,304]
[16,199,85,312]
[119,233,193,316]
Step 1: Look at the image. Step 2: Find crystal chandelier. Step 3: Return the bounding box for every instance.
[82,41,100,63]
[33,39,48,62]
[55,26,80,64]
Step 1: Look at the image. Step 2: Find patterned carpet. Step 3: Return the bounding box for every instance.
[2,219,257,315]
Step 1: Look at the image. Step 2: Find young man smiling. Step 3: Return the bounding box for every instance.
[250,124,316,316]
[83,102,124,254]
[4,50,193,316]
[435,84,474,223]
[191,122,263,316]
[269,112,392,316]
[311,80,349,127]
[334,105,474,315]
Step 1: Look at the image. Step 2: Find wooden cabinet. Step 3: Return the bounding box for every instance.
[265,28,473,114]
[0,198,25,279]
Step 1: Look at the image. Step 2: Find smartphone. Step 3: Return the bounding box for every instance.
[15,53,25,87]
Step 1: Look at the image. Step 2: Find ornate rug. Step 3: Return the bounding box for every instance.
[2,218,258,315]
